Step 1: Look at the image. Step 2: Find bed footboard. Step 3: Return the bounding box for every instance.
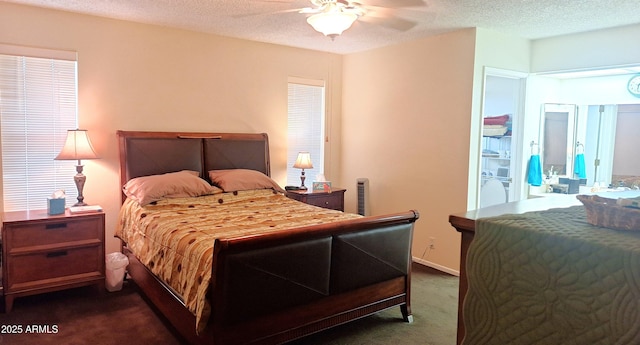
[123,211,418,345]
[210,210,418,344]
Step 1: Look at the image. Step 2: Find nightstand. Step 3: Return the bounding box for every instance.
[286,188,346,211]
[1,209,105,312]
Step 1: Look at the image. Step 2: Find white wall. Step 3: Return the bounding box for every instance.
[531,24,640,73]
[342,29,476,274]
[558,75,640,104]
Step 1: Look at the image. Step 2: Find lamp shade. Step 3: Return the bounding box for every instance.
[55,129,99,161]
[307,11,358,38]
[293,152,313,169]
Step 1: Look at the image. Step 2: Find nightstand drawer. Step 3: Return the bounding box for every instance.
[6,244,103,289]
[306,194,342,210]
[286,188,345,211]
[5,216,102,249]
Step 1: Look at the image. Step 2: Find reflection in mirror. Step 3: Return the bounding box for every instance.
[581,104,640,188]
[540,104,576,177]
[612,105,640,188]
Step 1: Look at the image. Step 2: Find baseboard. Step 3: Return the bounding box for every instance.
[412,257,460,277]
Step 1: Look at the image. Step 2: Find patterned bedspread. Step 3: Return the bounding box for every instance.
[115,189,361,333]
[464,205,640,344]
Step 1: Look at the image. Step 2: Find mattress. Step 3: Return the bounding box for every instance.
[115,189,361,333]
[464,205,640,344]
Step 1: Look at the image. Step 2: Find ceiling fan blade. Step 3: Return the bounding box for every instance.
[299,7,323,14]
[235,7,306,18]
[357,0,425,8]
[358,14,417,31]
[250,0,297,3]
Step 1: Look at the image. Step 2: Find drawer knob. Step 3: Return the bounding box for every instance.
[45,223,68,230]
[46,251,68,258]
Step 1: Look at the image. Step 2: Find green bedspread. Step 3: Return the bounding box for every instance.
[464,205,640,344]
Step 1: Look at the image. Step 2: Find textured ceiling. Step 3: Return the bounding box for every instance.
[4,0,640,54]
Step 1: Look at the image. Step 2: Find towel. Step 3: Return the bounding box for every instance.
[482,125,508,137]
[527,154,542,186]
[483,114,510,126]
[574,153,586,179]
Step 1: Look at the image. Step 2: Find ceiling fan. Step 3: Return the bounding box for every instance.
[256,0,426,39]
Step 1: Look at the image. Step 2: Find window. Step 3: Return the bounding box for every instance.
[287,78,325,187]
[0,45,78,212]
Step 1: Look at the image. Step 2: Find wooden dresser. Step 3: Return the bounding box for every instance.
[1,209,105,312]
[286,188,346,211]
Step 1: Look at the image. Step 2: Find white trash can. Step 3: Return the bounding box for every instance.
[105,252,129,292]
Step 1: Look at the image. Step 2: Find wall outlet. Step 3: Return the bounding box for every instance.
[429,237,436,250]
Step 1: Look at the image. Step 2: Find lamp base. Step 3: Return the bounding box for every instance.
[299,172,307,190]
[74,165,88,207]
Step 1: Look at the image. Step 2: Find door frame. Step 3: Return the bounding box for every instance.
[475,67,528,209]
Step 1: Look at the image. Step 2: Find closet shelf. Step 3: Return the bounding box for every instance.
[483,135,511,139]
[482,154,509,158]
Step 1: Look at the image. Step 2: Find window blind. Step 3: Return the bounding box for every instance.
[287,79,325,186]
[0,51,78,212]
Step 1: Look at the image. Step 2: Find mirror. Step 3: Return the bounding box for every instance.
[540,103,577,177]
[579,104,640,188]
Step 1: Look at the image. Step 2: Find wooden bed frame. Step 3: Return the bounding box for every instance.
[116,130,420,345]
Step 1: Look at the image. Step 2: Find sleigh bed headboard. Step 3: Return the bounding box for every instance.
[116,130,270,199]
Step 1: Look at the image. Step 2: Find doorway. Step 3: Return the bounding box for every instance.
[478,68,527,208]
[582,104,640,188]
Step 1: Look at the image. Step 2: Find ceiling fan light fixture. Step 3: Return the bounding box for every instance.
[307,11,358,38]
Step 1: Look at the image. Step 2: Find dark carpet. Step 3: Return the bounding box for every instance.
[0,263,458,345]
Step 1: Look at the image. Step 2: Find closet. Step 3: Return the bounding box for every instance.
[480,115,511,207]
[479,71,525,208]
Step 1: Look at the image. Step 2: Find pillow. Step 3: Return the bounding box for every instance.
[208,169,285,193]
[123,170,221,206]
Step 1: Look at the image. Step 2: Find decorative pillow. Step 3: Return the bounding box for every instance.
[208,169,285,193]
[123,170,222,206]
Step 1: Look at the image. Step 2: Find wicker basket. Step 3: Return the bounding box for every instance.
[577,194,640,231]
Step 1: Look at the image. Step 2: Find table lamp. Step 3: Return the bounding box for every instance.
[293,152,313,190]
[55,129,99,206]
